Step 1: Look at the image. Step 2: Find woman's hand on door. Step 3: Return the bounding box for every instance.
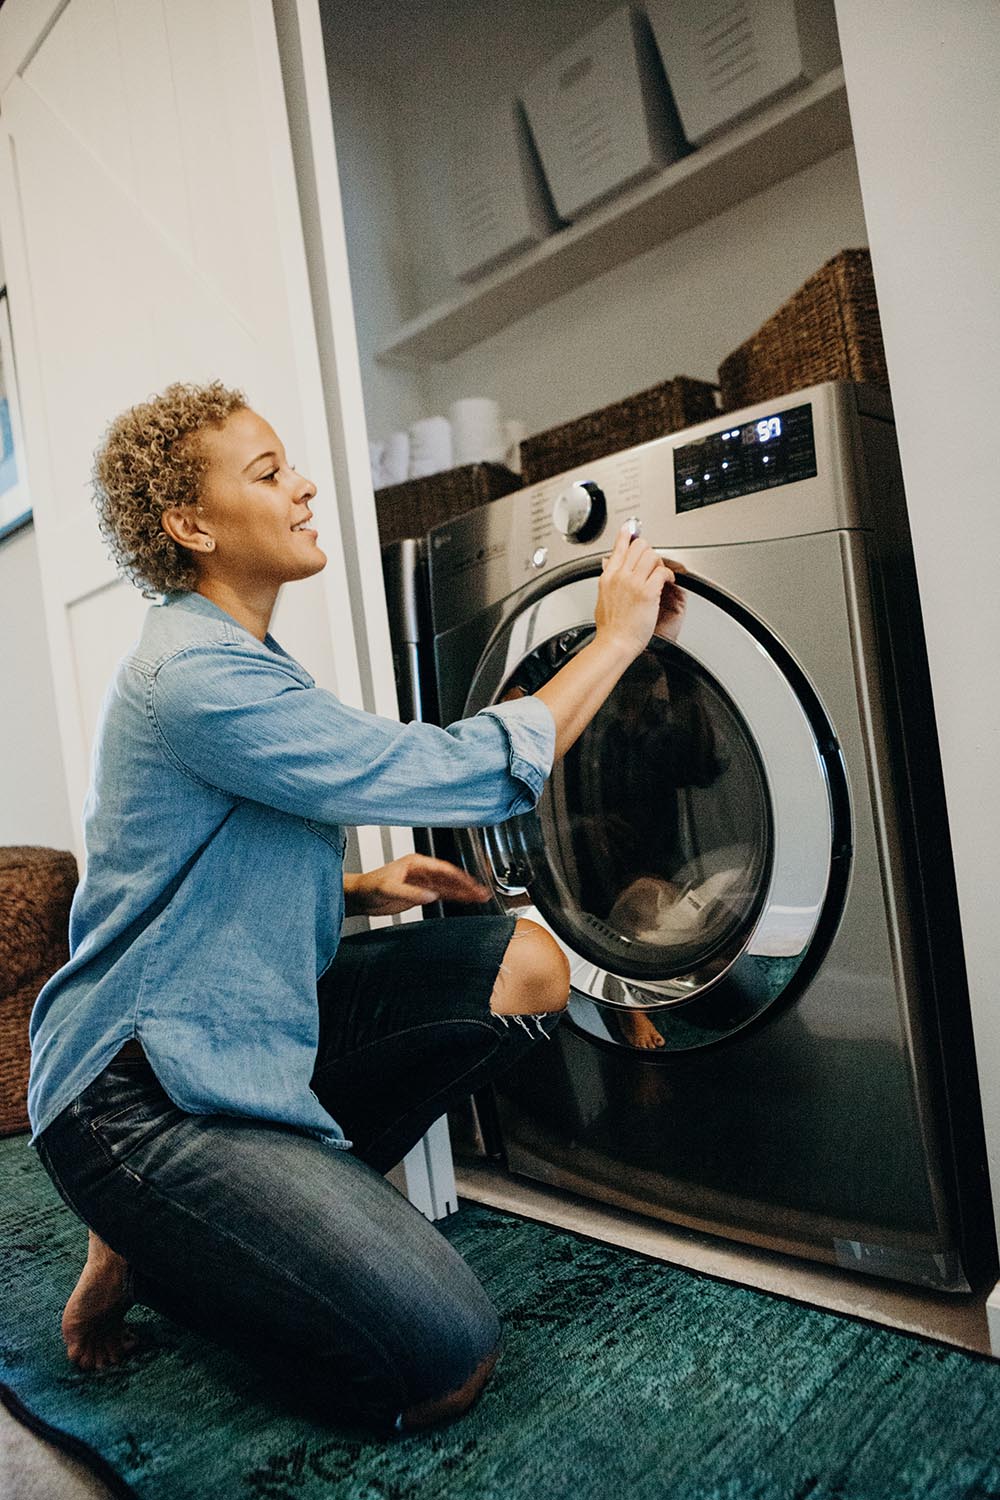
[652,572,687,643]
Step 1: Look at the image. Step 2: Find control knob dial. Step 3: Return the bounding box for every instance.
[552,480,607,543]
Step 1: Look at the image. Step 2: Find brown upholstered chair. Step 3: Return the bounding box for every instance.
[0,846,78,1136]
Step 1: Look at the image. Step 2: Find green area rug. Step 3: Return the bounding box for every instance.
[3,1134,1000,1500]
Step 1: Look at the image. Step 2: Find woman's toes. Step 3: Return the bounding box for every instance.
[61,1244,139,1371]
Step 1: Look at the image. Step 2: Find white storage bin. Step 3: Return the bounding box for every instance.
[520,6,686,223]
[446,99,558,284]
[646,0,841,146]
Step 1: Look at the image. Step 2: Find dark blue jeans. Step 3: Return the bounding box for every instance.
[35,915,560,1431]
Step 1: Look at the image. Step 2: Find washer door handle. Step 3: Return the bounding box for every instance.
[484,824,533,896]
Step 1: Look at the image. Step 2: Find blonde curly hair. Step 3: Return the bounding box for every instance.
[92,380,248,597]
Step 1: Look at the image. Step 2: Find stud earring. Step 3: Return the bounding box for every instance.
[204,539,215,551]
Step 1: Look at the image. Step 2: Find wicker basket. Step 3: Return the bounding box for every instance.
[718,248,889,412]
[375,462,522,545]
[0,846,78,1136]
[520,376,719,485]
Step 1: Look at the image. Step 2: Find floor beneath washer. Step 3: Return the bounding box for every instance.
[5,1158,992,1500]
[454,1158,994,1357]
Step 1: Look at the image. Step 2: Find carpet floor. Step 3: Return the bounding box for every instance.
[3,1134,1000,1500]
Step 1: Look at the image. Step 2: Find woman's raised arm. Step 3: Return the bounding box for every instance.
[534,527,675,761]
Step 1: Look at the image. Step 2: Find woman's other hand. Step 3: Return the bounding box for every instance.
[653,569,687,644]
[596,528,674,658]
[344,856,490,918]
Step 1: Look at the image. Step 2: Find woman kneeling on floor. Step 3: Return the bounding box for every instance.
[27,380,678,1433]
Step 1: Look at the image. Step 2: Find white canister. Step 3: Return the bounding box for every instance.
[368,440,386,490]
[449,398,506,466]
[382,431,411,487]
[408,416,454,479]
[503,419,528,474]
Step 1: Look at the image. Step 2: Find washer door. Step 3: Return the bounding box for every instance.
[460,572,850,1051]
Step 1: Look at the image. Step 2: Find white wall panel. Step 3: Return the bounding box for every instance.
[0,525,73,851]
[10,82,158,530]
[166,0,272,337]
[25,0,134,194]
[111,0,196,259]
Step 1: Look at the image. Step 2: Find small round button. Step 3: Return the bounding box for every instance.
[531,546,548,569]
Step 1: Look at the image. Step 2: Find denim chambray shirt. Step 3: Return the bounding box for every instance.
[27,590,555,1148]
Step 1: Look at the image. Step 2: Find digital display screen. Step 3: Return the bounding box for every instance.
[673,402,817,512]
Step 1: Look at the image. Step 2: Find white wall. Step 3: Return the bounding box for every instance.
[0,523,74,851]
[834,1,1000,1237]
[0,225,74,853]
[321,0,869,444]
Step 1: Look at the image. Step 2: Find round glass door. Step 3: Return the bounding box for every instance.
[461,571,849,1048]
[491,630,773,986]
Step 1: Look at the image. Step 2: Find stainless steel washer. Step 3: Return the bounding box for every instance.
[427,381,994,1291]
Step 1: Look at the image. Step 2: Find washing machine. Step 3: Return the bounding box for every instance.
[426,380,994,1292]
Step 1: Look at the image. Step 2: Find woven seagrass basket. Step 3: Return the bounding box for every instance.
[520,375,719,485]
[375,462,522,545]
[0,846,77,1136]
[718,248,889,411]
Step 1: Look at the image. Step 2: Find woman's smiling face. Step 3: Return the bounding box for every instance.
[189,406,326,587]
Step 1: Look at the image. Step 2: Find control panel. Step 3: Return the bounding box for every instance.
[673,402,818,512]
[427,383,875,638]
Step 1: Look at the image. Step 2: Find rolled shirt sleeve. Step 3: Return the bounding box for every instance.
[150,642,555,828]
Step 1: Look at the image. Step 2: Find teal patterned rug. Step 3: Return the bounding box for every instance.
[3,1133,1000,1500]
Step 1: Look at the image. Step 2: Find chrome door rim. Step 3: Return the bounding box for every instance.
[463,570,846,1015]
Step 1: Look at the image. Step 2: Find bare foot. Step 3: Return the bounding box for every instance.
[617,1011,666,1050]
[62,1230,139,1370]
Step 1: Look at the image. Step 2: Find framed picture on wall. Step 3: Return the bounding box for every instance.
[0,286,30,542]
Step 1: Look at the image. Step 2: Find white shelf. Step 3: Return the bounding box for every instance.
[376,68,852,368]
